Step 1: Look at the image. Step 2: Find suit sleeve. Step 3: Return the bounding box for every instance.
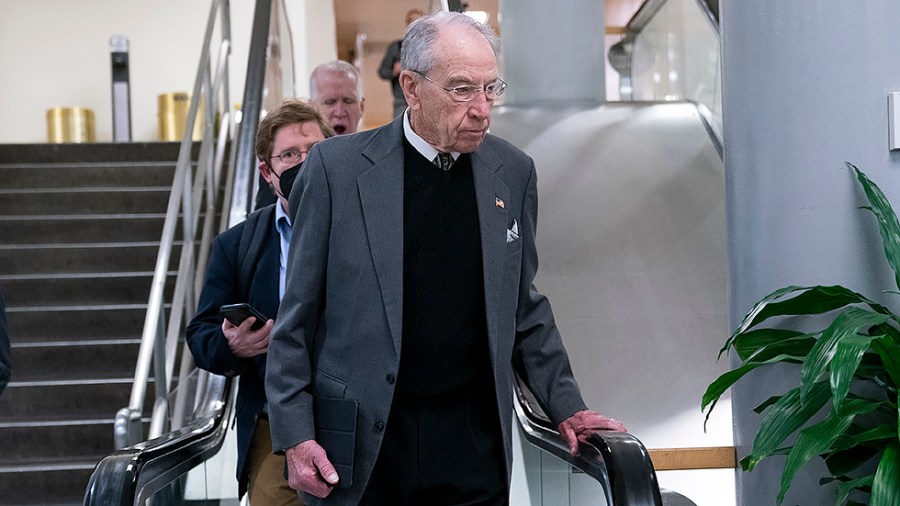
[266,145,332,452]
[378,40,400,81]
[186,234,248,376]
[512,162,588,425]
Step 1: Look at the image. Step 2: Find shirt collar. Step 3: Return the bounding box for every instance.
[274,201,291,230]
[402,109,458,162]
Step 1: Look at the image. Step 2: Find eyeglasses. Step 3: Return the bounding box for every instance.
[413,70,507,102]
[269,148,309,166]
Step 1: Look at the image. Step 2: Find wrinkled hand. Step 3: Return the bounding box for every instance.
[222,317,273,358]
[558,409,627,456]
[285,440,340,498]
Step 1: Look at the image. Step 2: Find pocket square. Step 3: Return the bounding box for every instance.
[506,219,519,243]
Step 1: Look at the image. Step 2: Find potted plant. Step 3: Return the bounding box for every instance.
[702,163,899,505]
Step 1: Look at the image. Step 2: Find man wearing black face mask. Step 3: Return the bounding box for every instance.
[187,100,333,505]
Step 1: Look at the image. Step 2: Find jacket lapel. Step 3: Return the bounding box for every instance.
[471,140,508,368]
[357,118,406,356]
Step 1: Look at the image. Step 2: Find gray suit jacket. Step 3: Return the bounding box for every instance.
[266,115,587,505]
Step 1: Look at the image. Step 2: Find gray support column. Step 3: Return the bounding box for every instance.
[498,0,605,107]
[722,1,900,504]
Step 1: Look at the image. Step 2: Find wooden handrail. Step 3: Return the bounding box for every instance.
[648,446,736,470]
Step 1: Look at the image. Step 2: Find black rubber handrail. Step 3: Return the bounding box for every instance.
[84,374,232,505]
[513,373,664,506]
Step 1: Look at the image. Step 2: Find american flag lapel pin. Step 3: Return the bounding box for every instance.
[495,196,505,209]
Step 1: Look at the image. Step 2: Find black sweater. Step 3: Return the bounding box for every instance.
[398,141,493,397]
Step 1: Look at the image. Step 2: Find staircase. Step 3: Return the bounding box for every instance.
[0,142,193,505]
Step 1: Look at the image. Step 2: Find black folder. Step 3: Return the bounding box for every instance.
[315,397,358,489]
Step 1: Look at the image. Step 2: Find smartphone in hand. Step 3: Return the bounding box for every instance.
[219,303,268,331]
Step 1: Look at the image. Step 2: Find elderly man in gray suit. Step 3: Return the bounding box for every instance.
[266,10,626,506]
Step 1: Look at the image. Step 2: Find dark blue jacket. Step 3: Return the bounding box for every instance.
[186,204,279,497]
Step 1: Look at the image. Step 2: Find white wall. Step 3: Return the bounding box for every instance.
[0,0,336,143]
[292,0,337,99]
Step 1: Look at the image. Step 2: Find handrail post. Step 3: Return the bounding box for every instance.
[116,0,231,449]
[113,0,297,462]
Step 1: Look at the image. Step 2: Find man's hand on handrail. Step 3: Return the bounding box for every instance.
[558,409,627,456]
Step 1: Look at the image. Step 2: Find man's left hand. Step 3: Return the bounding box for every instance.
[558,409,627,456]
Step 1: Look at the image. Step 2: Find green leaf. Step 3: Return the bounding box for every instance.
[850,162,900,291]
[720,286,808,357]
[871,443,900,506]
[744,381,830,471]
[872,336,900,389]
[832,332,883,412]
[857,352,894,384]
[701,352,807,425]
[720,285,894,359]
[754,286,883,327]
[744,333,817,365]
[731,286,857,338]
[753,395,782,414]
[734,328,809,361]
[830,423,895,453]
[825,445,881,477]
[776,398,881,504]
[800,308,889,402]
[836,475,874,506]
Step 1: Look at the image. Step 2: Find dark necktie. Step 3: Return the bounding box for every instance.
[434,152,454,171]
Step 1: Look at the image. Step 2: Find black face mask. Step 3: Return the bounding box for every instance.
[276,161,302,199]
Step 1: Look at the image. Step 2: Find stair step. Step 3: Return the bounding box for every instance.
[0,187,173,216]
[0,422,116,467]
[0,464,95,505]
[0,380,150,423]
[0,141,210,506]
[0,381,139,423]
[10,340,141,382]
[0,162,177,189]
[0,214,215,244]
[0,242,183,276]
[5,305,161,343]
[0,272,174,307]
[0,214,166,244]
[0,141,191,165]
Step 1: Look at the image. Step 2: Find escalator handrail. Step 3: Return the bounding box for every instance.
[513,374,664,506]
[625,0,718,36]
[608,0,719,100]
[84,374,233,505]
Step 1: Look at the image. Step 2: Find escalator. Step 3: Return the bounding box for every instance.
[84,0,721,504]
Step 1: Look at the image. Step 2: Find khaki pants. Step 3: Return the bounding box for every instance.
[246,418,304,506]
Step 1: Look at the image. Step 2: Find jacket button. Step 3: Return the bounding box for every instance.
[374,421,385,433]
[385,373,395,384]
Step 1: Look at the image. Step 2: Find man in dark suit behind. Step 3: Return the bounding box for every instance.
[186,100,333,504]
[267,11,627,506]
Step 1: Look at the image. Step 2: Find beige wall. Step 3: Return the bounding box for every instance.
[358,40,396,130]
[0,0,336,143]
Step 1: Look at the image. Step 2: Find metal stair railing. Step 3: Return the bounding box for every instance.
[114,0,235,449]
[89,0,294,496]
